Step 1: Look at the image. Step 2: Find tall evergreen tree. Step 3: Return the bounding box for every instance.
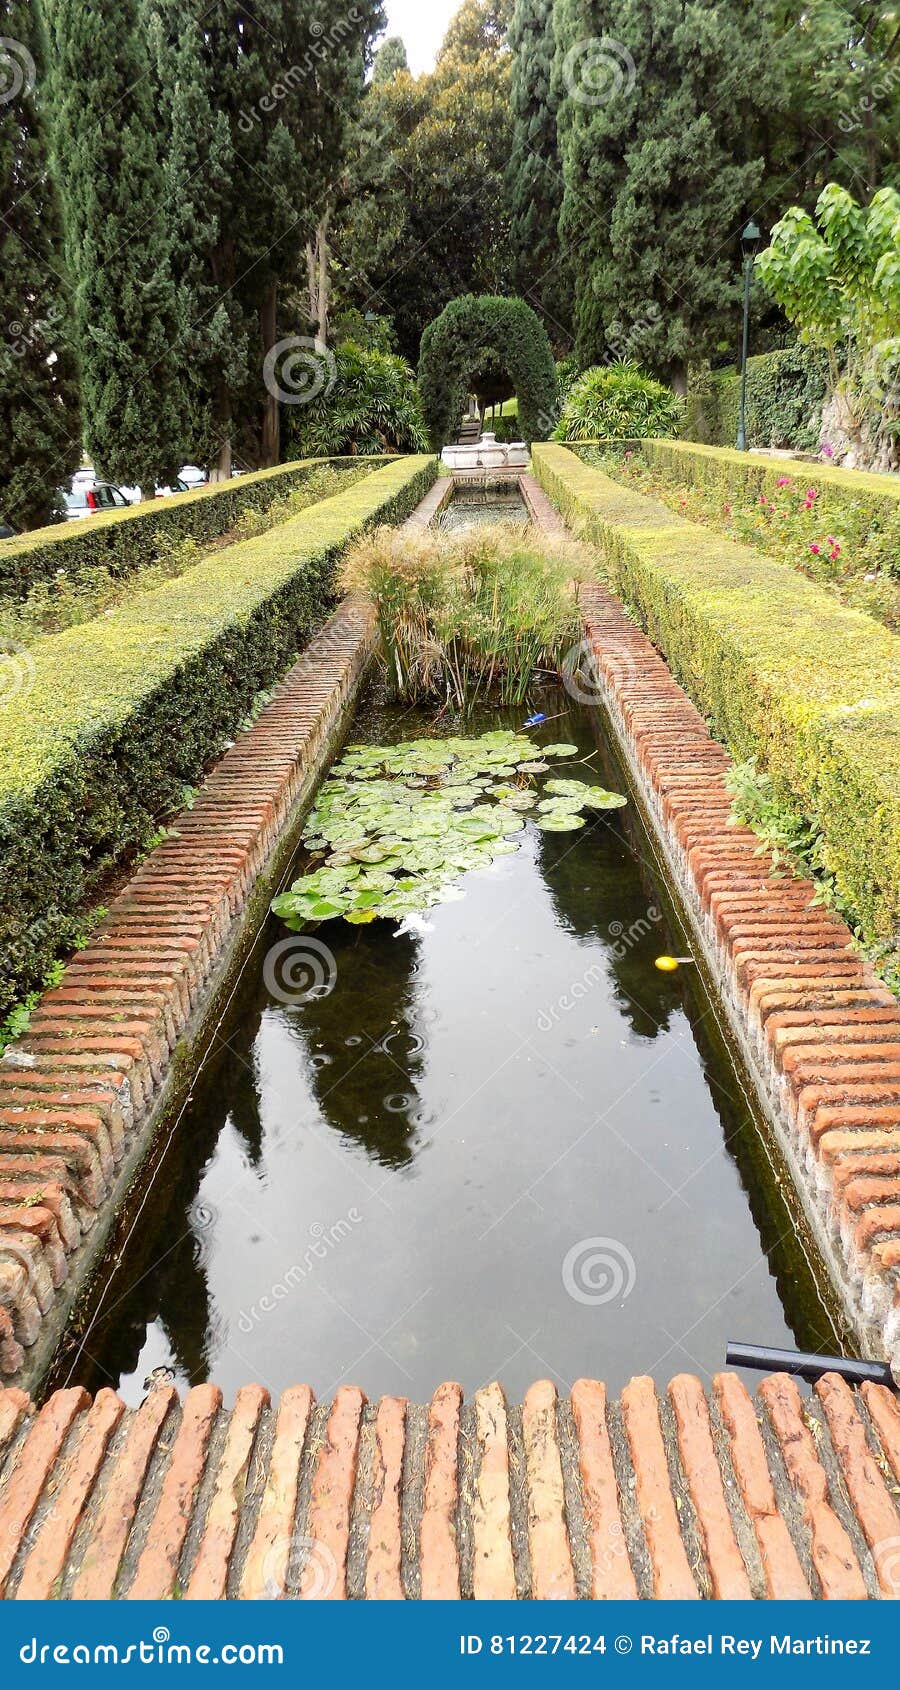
[146,2,250,478]
[372,34,408,81]
[0,4,80,528]
[41,0,185,493]
[334,0,515,362]
[553,0,785,384]
[507,0,570,341]
[772,0,900,202]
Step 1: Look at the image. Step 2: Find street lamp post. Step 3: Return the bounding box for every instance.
[736,219,761,452]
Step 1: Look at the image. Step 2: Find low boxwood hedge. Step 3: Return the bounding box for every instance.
[640,439,900,562]
[0,457,381,599]
[0,454,436,1018]
[532,442,900,955]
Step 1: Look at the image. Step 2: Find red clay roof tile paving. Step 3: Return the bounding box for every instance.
[0,598,376,1390]
[0,1375,895,1599]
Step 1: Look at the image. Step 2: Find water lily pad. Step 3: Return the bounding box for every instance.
[582,789,628,810]
[545,778,593,799]
[536,812,586,832]
[543,743,578,758]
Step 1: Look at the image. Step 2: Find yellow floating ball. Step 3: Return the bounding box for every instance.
[655,955,681,973]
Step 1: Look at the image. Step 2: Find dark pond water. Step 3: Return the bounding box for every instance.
[58,690,846,1406]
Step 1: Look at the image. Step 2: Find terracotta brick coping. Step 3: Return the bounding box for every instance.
[0,595,378,1391]
[578,582,900,1374]
[0,1372,897,1599]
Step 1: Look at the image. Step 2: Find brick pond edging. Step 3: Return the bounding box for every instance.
[0,1371,898,1598]
[0,596,378,1391]
[578,582,900,1375]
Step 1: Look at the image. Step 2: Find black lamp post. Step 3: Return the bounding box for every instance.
[736,218,761,452]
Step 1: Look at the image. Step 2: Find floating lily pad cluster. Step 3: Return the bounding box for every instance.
[272,730,627,927]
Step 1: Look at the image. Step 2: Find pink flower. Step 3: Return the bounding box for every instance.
[806,487,818,500]
[723,502,732,515]
[810,543,821,555]
[776,476,791,488]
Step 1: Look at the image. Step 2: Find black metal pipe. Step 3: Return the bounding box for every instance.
[726,1341,896,1391]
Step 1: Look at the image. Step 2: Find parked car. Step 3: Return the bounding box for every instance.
[118,477,191,503]
[178,464,207,489]
[58,479,134,520]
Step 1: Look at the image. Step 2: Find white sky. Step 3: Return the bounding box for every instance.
[382,0,461,75]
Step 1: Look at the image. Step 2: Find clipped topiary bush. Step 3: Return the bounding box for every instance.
[0,458,374,600]
[552,362,682,442]
[533,442,900,959]
[418,295,559,450]
[0,455,436,1019]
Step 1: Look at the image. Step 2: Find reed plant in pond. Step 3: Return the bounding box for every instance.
[340,525,591,712]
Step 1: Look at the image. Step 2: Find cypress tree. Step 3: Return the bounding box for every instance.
[0,7,80,529]
[553,0,785,384]
[507,0,570,341]
[42,0,185,494]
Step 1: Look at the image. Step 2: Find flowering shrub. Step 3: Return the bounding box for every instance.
[585,450,899,630]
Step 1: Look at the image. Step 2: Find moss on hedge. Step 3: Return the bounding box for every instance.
[0,454,436,1017]
[0,457,380,599]
[532,442,900,955]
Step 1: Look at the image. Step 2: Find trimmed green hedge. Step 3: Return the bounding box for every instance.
[638,439,900,580]
[0,454,436,1017]
[0,458,379,599]
[682,348,828,451]
[418,295,558,449]
[532,443,900,954]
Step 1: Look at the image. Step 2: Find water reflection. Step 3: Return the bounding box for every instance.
[54,692,845,1404]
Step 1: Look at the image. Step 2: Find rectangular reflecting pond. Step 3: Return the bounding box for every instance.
[57,688,847,1405]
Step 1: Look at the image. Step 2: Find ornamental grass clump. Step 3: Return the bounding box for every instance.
[340,525,591,712]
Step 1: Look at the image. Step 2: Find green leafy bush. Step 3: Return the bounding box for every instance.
[0,458,374,600]
[418,296,559,449]
[0,455,436,1018]
[285,341,428,458]
[757,184,900,468]
[552,362,682,442]
[533,442,900,965]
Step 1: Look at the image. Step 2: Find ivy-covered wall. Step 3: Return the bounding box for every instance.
[682,347,829,451]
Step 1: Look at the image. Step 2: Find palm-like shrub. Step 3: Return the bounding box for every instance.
[552,361,682,441]
[285,340,428,458]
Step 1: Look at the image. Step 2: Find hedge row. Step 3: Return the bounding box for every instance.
[681,347,828,451]
[0,457,380,599]
[641,437,900,536]
[0,454,436,1018]
[532,443,900,953]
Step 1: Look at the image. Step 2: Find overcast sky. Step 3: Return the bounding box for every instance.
[382,0,461,74]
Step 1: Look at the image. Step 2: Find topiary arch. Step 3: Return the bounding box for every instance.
[417,295,558,449]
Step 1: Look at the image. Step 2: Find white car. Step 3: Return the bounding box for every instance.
[178,464,207,489]
[59,479,134,520]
